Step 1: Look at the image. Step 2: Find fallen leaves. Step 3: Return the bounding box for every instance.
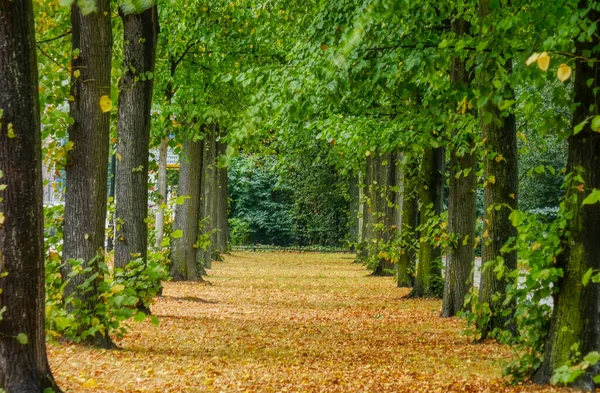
[47,252,574,392]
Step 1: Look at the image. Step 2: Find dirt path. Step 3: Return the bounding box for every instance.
[48,252,570,392]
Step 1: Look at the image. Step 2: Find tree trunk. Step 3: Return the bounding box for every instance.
[534,4,600,389]
[477,0,519,338]
[170,138,203,281]
[154,137,169,249]
[409,146,445,297]
[216,128,229,254]
[114,6,159,270]
[107,153,116,251]
[349,173,360,245]
[397,156,418,288]
[0,1,61,390]
[198,125,218,268]
[62,0,113,348]
[356,167,369,261]
[372,152,395,276]
[441,16,477,317]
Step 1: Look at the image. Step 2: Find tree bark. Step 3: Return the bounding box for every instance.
[349,173,360,246]
[154,137,169,249]
[477,0,519,338]
[534,3,600,389]
[372,151,395,276]
[356,166,369,261]
[0,1,61,390]
[170,138,203,281]
[198,125,218,268]
[397,156,418,288]
[409,146,445,297]
[62,0,113,348]
[114,6,159,270]
[216,128,229,254]
[442,16,477,317]
[107,153,116,251]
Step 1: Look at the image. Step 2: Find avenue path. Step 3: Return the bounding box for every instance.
[48,252,570,392]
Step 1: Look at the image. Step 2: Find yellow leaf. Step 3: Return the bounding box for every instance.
[116,153,122,162]
[0,212,5,225]
[459,96,467,115]
[99,95,112,113]
[68,95,75,102]
[73,69,80,78]
[111,284,125,293]
[525,52,540,67]
[557,64,572,82]
[537,52,550,71]
[82,378,98,388]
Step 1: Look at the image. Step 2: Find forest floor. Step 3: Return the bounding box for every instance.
[47,252,573,393]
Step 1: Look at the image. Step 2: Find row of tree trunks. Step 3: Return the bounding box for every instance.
[534,2,600,389]
[154,137,170,249]
[216,130,229,254]
[348,173,360,246]
[170,138,203,281]
[114,6,159,270]
[441,16,477,317]
[409,145,445,297]
[62,0,114,348]
[0,0,60,390]
[198,124,218,269]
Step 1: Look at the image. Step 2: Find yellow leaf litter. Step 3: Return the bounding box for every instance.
[48,252,576,392]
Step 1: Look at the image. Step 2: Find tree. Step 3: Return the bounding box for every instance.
[442,15,477,317]
[170,137,203,281]
[198,124,218,268]
[0,0,61,390]
[114,4,159,270]
[397,156,418,288]
[62,0,113,347]
[410,144,445,298]
[476,0,518,337]
[533,3,600,389]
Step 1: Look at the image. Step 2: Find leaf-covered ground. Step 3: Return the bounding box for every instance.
[48,252,572,392]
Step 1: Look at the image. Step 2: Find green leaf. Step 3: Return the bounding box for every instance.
[591,116,600,132]
[582,268,593,287]
[582,189,600,205]
[134,311,146,322]
[172,230,183,239]
[583,351,600,364]
[574,118,589,135]
[16,333,28,345]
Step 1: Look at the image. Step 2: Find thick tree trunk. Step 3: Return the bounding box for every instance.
[477,0,519,337]
[0,1,61,390]
[409,146,445,298]
[170,139,203,281]
[397,157,418,288]
[114,6,159,270]
[442,16,477,317]
[534,4,600,389]
[154,137,169,249]
[62,0,113,348]
[372,152,396,276]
